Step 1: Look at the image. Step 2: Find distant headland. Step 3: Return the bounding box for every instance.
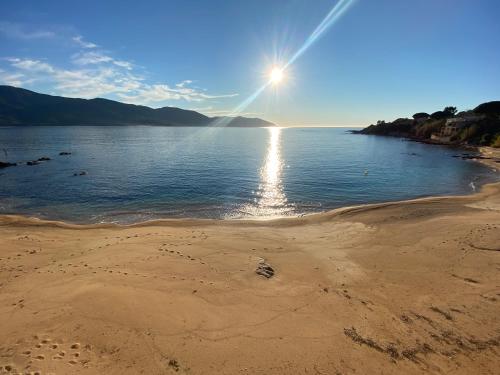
[355,101,500,148]
[0,85,275,127]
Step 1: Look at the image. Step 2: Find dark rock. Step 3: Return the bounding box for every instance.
[37,156,51,161]
[256,261,274,278]
[460,154,481,160]
[73,171,87,176]
[26,160,40,166]
[59,151,72,155]
[168,359,180,371]
[0,161,16,169]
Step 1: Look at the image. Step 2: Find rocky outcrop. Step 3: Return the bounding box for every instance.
[0,161,16,169]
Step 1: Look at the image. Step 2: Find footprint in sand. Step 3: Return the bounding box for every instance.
[6,337,93,372]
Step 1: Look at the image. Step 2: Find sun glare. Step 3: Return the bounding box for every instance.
[270,67,284,84]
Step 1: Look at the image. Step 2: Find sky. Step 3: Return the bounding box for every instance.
[0,0,499,126]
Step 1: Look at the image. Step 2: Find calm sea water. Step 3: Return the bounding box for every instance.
[0,126,497,223]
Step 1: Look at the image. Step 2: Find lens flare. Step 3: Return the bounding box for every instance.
[210,0,356,125]
[285,0,355,69]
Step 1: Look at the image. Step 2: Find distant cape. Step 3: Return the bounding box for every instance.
[0,85,275,127]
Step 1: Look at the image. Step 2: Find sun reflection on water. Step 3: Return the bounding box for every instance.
[258,127,287,210]
[233,127,294,219]
[228,127,294,219]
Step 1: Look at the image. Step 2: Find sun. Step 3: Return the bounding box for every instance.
[269,67,284,84]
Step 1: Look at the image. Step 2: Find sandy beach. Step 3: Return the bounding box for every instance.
[1,178,500,374]
[1,0,499,373]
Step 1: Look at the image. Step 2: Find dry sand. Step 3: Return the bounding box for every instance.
[1,183,500,374]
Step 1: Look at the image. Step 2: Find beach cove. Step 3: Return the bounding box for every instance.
[1,175,499,374]
[1,126,498,223]
[1,0,500,373]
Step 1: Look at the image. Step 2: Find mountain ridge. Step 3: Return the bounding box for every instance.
[0,85,275,127]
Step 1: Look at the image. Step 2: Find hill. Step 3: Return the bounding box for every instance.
[355,102,500,147]
[0,86,274,127]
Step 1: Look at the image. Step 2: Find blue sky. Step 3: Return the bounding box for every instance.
[0,0,499,126]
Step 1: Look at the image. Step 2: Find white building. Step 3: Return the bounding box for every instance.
[431,114,485,143]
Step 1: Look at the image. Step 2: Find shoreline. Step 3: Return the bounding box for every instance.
[1,147,499,374]
[1,180,500,229]
[2,140,498,227]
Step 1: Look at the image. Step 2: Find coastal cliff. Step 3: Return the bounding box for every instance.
[355,101,500,147]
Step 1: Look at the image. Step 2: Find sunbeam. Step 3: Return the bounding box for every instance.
[209,83,269,127]
[212,0,356,124]
[284,0,355,68]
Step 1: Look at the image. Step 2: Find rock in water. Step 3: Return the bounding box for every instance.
[0,161,16,169]
[59,151,72,155]
[26,160,40,166]
[37,156,51,161]
[256,261,274,278]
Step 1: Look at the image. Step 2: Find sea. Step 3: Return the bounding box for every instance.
[0,126,498,223]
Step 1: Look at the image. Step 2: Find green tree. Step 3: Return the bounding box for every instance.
[492,134,500,148]
[431,111,447,120]
[443,106,457,117]
[412,112,430,120]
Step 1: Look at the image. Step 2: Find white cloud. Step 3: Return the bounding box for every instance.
[176,80,193,88]
[113,60,133,70]
[7,58,54,73]
[201,109,261,117]
[118,83,238,105]
[0,71,29,87]
[188,106,214,112]
[0,33,237,106]
[54,68,119,98]
[72,51,113,65]
[72,35,97,49]
[0,57,140,98]
[186,105,260,118]
[1,56,237,106]
[0,21,55,40]
[72,51,133,70]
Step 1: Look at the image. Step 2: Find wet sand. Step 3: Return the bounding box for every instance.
[1,181,500,374]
